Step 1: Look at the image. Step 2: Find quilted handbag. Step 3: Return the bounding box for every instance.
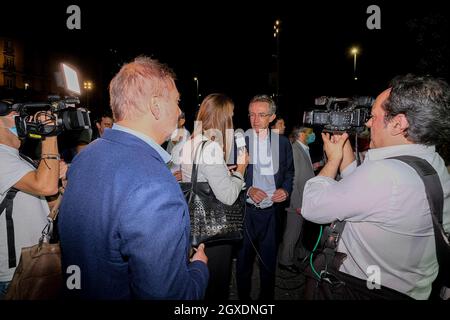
[180,141,245,246]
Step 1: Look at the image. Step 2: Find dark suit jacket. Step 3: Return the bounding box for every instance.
[244,131,294,200]
[287,141,315,213]
[59,129,208,299]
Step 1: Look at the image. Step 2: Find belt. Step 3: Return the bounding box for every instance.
[246,203,274,211]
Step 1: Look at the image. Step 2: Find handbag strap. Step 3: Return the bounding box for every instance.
[39,192,63,245]
[190,140,208,194]
[48,192,62,221]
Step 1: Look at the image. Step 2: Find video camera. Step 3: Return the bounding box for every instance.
[303,96,374,133]
[0,63,91,139]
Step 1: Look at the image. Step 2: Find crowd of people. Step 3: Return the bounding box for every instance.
[1,56,449,300]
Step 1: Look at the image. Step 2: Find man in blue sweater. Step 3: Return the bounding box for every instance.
[59,56,208,299]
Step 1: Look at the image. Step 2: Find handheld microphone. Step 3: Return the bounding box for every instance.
[234,131,247,166]
[235,131,246,151]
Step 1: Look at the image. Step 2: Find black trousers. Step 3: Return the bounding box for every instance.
[204,242,234,301]
[236,205,278,300]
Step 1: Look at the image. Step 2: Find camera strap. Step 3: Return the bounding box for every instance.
[388,156,449,293]
[0,188,19,268]
[0,153,39,269]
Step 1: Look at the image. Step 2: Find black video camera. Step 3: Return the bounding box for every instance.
[0,98,91,139]
[0,63,91,139]
[303,96,374,133]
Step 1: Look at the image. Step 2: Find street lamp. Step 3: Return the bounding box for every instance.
[273,20,281,104]
[193,77,199,106]
[83,81,93,107]
[350,47,359,80]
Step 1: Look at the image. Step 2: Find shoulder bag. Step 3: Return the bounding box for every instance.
[180,141,246,246]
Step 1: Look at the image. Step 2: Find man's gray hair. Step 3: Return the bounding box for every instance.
[249,94,277,114]
[291,126,312,139]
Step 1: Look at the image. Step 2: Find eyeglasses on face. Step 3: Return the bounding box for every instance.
[248,113,272,119]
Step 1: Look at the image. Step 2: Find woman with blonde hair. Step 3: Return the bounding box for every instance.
[180,93,248,300]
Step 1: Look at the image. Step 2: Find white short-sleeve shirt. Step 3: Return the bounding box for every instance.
[0,144,49,281]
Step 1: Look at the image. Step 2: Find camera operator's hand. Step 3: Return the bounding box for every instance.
[318,132,349,179]
[13,135,60,197]
[13,107,60,196]
[322,132,349,162]
[34,110,56,127]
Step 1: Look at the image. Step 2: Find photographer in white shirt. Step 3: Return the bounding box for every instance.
[302,74,450,299]
[0,108,63,298]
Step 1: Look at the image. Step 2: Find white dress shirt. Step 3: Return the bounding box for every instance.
[247,132,276,209]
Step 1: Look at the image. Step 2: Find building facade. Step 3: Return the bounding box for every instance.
[0,36,51,99]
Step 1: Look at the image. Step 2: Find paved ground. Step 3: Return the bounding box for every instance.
[228,256,310,300]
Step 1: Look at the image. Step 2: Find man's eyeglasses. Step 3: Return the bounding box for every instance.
[248,113,272,119]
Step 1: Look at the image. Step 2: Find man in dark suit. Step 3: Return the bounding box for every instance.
[59,56,208,299]
[236,95,294,300]
[278,127,316,273]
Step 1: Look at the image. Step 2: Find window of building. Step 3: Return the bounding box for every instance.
[5,76,15,89]
[3,39,14,54]
[5,56,15,68]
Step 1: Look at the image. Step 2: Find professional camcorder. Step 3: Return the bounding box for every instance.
[0,63,91,139]
[303,96,374,133]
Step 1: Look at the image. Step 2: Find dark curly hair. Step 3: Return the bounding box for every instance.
[383,74,450,145]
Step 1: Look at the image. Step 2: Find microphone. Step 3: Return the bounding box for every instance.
[234,131,247,166]
[235,131,246,151]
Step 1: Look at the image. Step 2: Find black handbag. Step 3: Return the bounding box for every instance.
[180,141,245,246]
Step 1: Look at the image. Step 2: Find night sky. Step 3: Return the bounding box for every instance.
[2,0,449,132]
